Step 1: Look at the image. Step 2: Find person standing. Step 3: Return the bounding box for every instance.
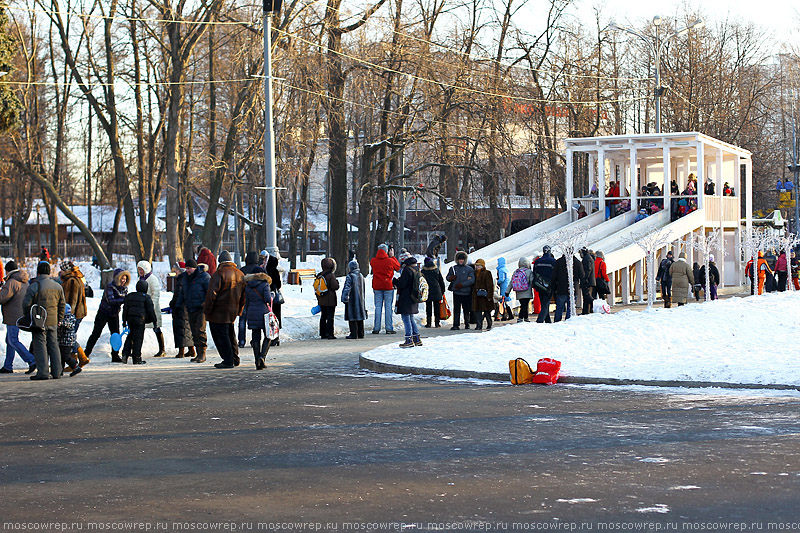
[421,257,445,328]
[369,244,400,334]
[183,259,211,363]
[656,250,674,308]
[137,261,165,358]
[0,261,36,374]
[776,250,788,292]
[791,250,800,291]
[238,251,261,348]
[394,256,422,347]
[316,257,340,340]
[84,269,130,362]
[532,245,556,323]
[59,261,89,367]
[472,259,494,330]
[121,280,158,365]
[341,260,367,339]
[698,255,720,300]
[169,262,195,359]
[552,253,584,322]
[197,246,217,275]
[23,261,66,380]
[509,257,534,323]
[57,304,83,376]
[446,251,475,330]
[242,266,273,370]
[265,254,283,346]
[494,257,511,321]
[669,252,694,306]
[204,251,246,369]
[579,248,595,315]
[39,246,50,262]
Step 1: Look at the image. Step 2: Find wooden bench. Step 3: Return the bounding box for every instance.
[287,268,317,285]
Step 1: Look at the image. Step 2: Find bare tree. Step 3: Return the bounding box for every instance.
[627,228,673,309]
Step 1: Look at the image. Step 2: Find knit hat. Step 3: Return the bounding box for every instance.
[37,261,50,275]
[378,243,388,252]
[65,303,71,314]
[423,257,435,267]
[709,254,715,262]
[184,258,198,269]
[177,261,186,269]
[60,260,75,272]
[136,279,149,293]
[543,245,552,255]
[398,251,411,264]
[404,256,417,266]
[137,260,152,275]
[5,260,17,273]
[260,250,268,257]
[679,252,687,259]
[218,250,233,263]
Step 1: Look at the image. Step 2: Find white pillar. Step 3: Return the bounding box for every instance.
[663,146,671,217]
[635,259,644,302]
[697,142,705,209]
[607,269,616,307]
[630,147,638,214]
[598,149,606,219]
[566,147,574,221]
[683,155,691,189]
[621,265,630,305]
[745,158,753,233]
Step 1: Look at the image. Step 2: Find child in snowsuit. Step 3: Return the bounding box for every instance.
[121,280,158,364]
[57,304,82,377]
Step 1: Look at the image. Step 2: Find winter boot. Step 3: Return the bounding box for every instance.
[175,347,185,358]
[111,351,122,363]
[153,331,166,357]
[399,336,415,348]
[664,296,671,309]
[77,346,90,367]
[186,346,196,359]
[192,346,206,363]
[412,334,423,347]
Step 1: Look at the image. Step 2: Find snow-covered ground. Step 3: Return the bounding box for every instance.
[363,291,800,387]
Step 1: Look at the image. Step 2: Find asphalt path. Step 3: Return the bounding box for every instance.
[2,325,800,531]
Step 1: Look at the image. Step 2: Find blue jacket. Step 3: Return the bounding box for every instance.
[181,268,211,312]
[496,257,510,298]
[533,253,557,287]
[446,251,475,296]
[243,272,273,330]
[341,260,367,321]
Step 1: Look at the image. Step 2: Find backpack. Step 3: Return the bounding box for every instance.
[313,273,329,297]
[532,358,561,385]
[509,358,535,385]
[411,269,428,303]
[16,281,47,332]
[511,268,529,292]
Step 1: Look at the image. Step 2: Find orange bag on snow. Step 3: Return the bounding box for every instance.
[509,358,535,385]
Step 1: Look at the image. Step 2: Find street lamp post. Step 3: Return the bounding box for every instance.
[263,0,282,257]
[608,16,704,133]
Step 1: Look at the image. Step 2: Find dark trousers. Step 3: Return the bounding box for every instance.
[59,345,79,371]
[425,300,441,326]
[476,310,492,329]
[188,310,208,347]
[31,326,59,378]
[122,324,145,362]
[581,287,593,314]
[554,293,571,322]
[778,271,788,292]
[251,328,271,361]
[536,290,552,323]
[319,306,335,338]
[209,322,238,365]
[518,298,531,320]
[85,310,120,356]
[348,320,365,338]
[452,293,472,328]
[238,315,247,345]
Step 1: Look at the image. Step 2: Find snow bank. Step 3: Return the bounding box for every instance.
[363,292,800,386]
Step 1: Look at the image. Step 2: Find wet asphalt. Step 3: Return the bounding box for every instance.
[1,324,800,531]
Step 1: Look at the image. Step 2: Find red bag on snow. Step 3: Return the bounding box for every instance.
[532,358,561,385]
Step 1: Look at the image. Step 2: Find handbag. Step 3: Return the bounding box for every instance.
[273,287,285,305]
[531,270,550,293]
[16,281,46,332]
[264,304,280,340]
[476,288,488,298]
[596,277,610,296]
[439,295,452,320]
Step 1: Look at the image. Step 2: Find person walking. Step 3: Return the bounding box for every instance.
[341,260,367,339]
[394,256,422,347]
[494,257,512,321]
[242,266,273,370]
[369,244,400,334]
[137,261,166,358]
[23,261,66,380]
[669,252,694,306]
[121,280,158,365]
[57,304,83,376]
[0,261,36,374]
[532,245,556,323]
[59,261,90,367]
[656,250,674,307]
[265,254,283,346]
[472,259,494,330]
[204,251,246,368]
[593,251,610,301]
[84,269,130,362]
[552,253,584,322]
[316,257,340,340]
[238,251,261,347]
[446,251,475,330]
[421,257,445,328]
[579,248,595,314]
[169,262,195,359]
[698,255,721,300]
[776,250,788,292]
[508,257,534,323]
[182,259,211,363]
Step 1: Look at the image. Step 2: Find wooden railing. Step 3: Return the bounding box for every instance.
[704,196,740,224]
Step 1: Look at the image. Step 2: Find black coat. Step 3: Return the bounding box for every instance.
[393,265,419,315]
[240,251,261,276]
[552,256,585,296]
[698,263,720,286]
[243,273,273,330]
[122,290,157,328]
[421,266,445,302]
[169,271,194,348]
[580,250,595,287]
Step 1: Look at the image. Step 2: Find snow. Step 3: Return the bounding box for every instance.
[363,291,800,388]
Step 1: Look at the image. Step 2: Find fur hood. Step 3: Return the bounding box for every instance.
[245,272,272,285]
[455,251,468,262]
[114,269,132,287]
[321,257,337,273]
[60,267,84,282]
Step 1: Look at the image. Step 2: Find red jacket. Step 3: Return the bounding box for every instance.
[370,249,401,291]
[594,257,609,282]
[197,248,217,275]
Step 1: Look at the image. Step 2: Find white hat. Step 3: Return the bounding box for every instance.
[709,254,715,262]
